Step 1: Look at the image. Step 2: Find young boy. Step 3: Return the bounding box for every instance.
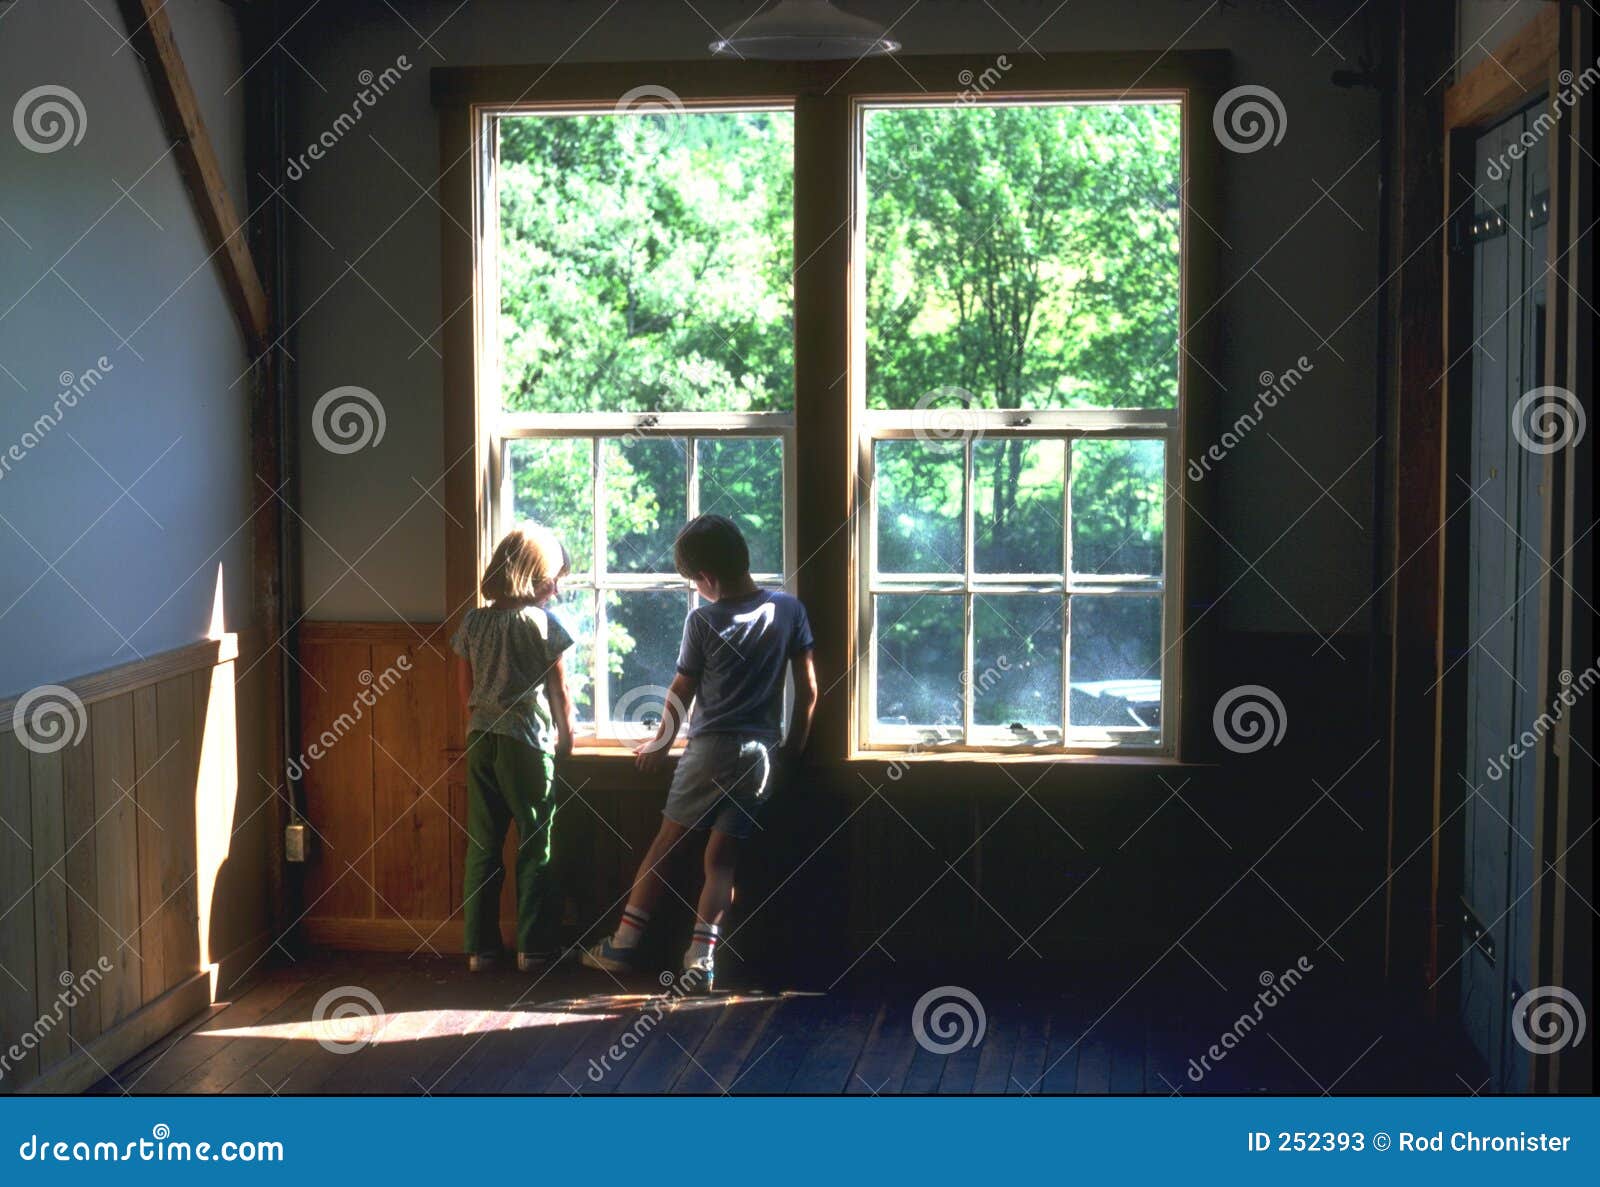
[583,514,817,989]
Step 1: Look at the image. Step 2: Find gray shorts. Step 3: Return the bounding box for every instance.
[663,735,775,838]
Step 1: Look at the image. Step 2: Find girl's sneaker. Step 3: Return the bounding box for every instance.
[580,937,641,973]
[517,951,552,972]
[467,952,499,973]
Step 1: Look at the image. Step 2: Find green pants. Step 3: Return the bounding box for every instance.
[463,730,556,955]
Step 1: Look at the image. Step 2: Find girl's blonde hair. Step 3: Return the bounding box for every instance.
[481,523,569,603]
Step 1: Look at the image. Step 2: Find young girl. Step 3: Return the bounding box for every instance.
[450,523,576,972]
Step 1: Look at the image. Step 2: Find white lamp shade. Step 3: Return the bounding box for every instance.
[710,0,901,59]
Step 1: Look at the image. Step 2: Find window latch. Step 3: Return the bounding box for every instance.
[1009,415,1032,427]
[637,414,659,429]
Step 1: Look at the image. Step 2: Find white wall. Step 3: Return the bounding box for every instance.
[0,0,254,694]
[1457,0,1549,77]
[284,0,1386,636]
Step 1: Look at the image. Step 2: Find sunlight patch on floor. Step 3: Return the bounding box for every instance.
[203,1007,618,1045]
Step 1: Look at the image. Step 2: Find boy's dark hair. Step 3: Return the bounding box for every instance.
[674,514,750,582]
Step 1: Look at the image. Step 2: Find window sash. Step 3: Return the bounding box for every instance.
[857,426,1178,755]
[493,426,795,745]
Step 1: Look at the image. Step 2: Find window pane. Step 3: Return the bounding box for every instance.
[605,589,690,735]
[1069,595,1162,731]
[506,438,593,574]
[1071,438,1165,578]
[875,594,962,731]
[498,110,794,414]
[974,439,1064,574]
[972,594,1063,731]
[875,440,963,574]
[864,102,1180,410]
[604,437,687,574]
[550,589,595,725]
[696,437,784,573]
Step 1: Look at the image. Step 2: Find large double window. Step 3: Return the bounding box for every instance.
[474,81,1185,757]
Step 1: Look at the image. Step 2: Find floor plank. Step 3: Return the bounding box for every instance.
[93,952,1484,1095]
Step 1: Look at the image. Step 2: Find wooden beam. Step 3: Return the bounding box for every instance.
[1444,4,1560,130]
[1381,0,1454,1001]
[115,0,270,355]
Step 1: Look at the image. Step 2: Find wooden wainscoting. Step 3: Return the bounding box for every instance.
[297,622,683,957]
[296,624,1397,976]
[0,632,270,1094]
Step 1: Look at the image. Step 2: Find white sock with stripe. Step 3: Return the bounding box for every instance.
[612,906,649,950]
[686,923,720,965]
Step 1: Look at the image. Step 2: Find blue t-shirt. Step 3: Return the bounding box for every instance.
[676,589,814,741]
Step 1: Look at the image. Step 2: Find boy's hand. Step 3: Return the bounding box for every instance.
[634,740,668,773]
[555,737,574,761]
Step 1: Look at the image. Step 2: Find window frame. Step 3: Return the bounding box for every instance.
[480,104,798,750]
[436,53,1223,774]
[852,94,1185,757]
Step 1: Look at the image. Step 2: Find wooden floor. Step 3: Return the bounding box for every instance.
[95,951,1485,1095]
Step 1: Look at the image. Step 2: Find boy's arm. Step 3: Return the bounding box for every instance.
[779,649,818,764]
[635,671,697,773]
[544,655,575,759]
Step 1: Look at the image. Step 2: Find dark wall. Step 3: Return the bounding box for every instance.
[274,1,1402,974]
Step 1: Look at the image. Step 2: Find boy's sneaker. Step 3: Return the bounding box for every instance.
[580,937,641,973]
[680,953,715,995]
[467,952,499,973]
[517,952,552,973]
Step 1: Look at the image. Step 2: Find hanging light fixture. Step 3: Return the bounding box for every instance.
[709,0,900,60]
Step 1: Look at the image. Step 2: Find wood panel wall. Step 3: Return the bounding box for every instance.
[298,623,1392,980]
[0,633,270,1094]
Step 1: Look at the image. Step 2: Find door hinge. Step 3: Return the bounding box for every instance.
[1452,205,1509,253]
[1460,897,1496,965]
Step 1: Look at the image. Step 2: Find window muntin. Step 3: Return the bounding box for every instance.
[501,431,789,738]
[489,104,795,745]
[858,95,1181,754]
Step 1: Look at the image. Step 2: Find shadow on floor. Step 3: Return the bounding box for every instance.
[96,949,1487,1095]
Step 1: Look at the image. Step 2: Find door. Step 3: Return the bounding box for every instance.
[1459,100,1549,1092]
